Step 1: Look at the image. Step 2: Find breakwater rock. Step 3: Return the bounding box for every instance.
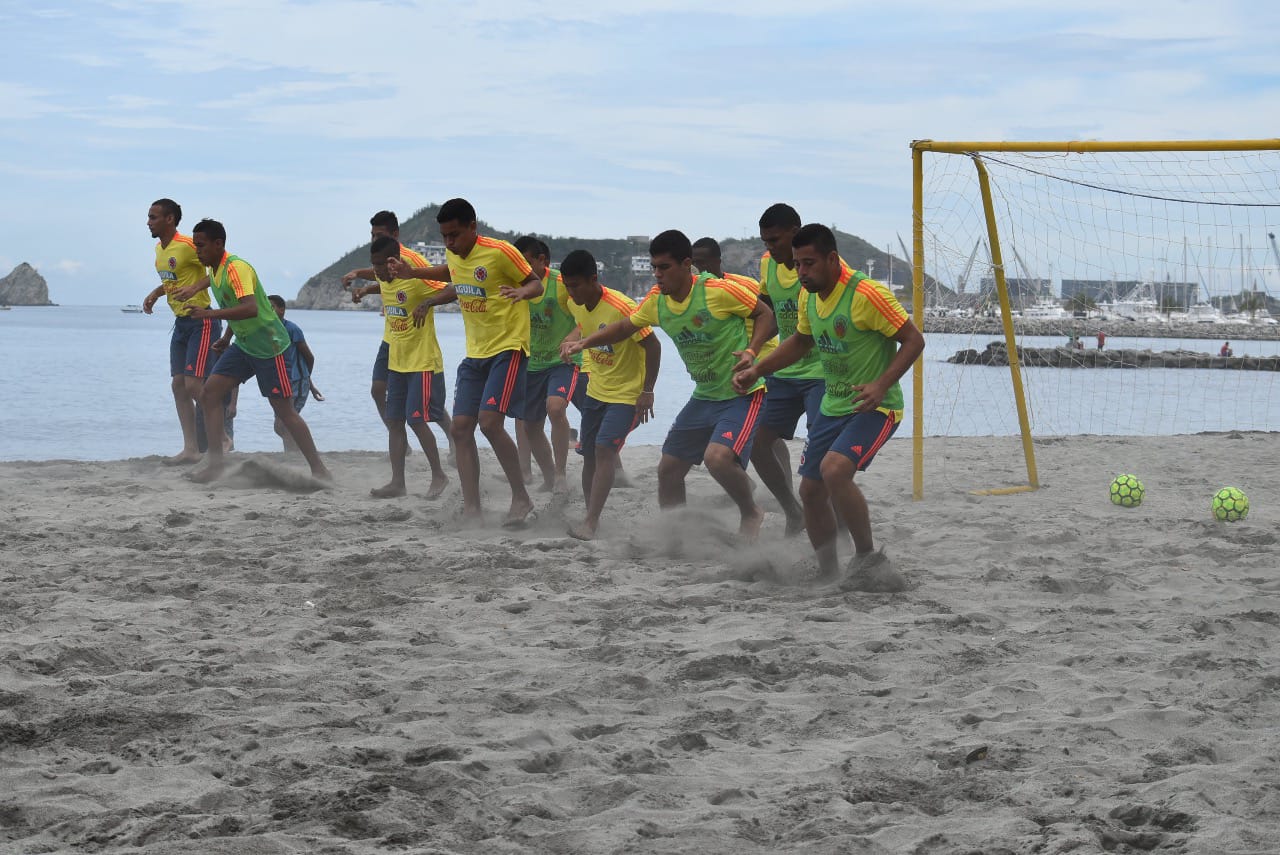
[0,263,54,306]
[949,341,1280,371]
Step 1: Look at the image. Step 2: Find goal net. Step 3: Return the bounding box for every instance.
[910,140,1280,497]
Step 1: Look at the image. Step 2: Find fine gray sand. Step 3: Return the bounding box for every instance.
[1,434,1277,854]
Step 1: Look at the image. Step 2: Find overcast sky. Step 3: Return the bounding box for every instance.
[3,0,1278,305]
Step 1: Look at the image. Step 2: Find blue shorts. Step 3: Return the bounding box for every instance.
[169,316,222,378]
[762,375,825,440]
[798,410,899,481]
[661,388,766,469]
[522,362,578,422]
[386,370,446,425]
[577,396,640,456]
[372,340,390,384]
[570,368,589,412]
[454,350,527,418]
[211,343,302,400]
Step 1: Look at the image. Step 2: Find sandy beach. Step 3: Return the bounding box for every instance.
[1,434,1278,854]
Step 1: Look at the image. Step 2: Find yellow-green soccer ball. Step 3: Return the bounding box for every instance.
[1212,487,1249,522]
[1110,474,1144,507]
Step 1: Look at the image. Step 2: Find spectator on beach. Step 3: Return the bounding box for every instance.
[1221,341,1233,357]
[1097,331,1106,351]
[268,295,323,453]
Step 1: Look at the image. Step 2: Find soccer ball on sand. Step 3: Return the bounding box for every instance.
[1212,487,1249,522]
[1109,474,1144,508]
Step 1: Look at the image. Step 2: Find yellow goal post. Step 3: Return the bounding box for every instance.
[910,138,1280,500]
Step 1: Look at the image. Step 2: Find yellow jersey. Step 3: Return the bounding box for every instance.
[379,275,448,373]
[566,286,652,405]
[379,245,429,344]
[447,236,534,359]
[155,233,210,316]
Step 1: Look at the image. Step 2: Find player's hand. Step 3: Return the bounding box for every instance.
[143,292,159,314]
[499,284,527,302]
[732,366,759,395]
[342,270,359,287]
[212,336,230,353]
[560,340,584,362]
[851,381,887,413]
[385,257,408,278]
[311,386,325,402]
[189,306,211,320]
[173,285,200,302]
[635,391,655,424]
[730,349,757,372]
[351,285,365,304]
[412,302,431,326]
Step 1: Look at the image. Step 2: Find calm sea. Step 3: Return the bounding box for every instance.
[1,306,1278,462]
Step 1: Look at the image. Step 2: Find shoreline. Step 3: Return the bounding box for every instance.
[2,436,1277,852]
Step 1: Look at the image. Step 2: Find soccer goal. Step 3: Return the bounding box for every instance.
[910,139,1280,499]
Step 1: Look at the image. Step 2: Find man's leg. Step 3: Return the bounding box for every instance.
[822,452,874,554]
[188,373,236,482]
[269,397,330,480]
[799,475,840,579]
[546,395,572,492]
[750,424,803,534]
[371,341,390,424]
[703,443,765,541]
[523,413,557,492]
[450,414,483,519]
[409,421,449,498]
[168,373,201,463]
[570,444,618,541]
[657,453,694,508]
[372,419,410,498]
[516,419,534,481]
[479,409,534,526]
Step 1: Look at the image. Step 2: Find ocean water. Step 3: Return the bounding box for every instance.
[1,306,1278,462]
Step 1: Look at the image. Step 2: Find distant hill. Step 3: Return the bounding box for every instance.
[292,203,921,309]
[0,263,54,306]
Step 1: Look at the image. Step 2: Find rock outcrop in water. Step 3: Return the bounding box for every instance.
[0,263,54,306]
[949,340,1280,371]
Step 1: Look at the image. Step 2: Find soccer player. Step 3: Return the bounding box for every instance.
[692,235,805,531]
[513,235,579,493]
[267,295,324,453]
[572,230,776,540]
[342,212,450,440]
[559,250,660,540]
[186,219,330,484]
[356,236,451,499]
[733,224,924,588]
[142,198,220,464]
[387,198,542,526]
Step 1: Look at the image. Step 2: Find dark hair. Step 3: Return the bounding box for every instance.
[151,198,182,225]
[437,198,476,225]
[268,294,286,310]
[192,218,226,242]
[792,223,839,257]
[691,236,721,260]
[513,235,546,258]
[370,235,401,256]
[649,229,692,262]
[538,239,551,259]
[560,249,597,280]
[369,210,399,231]
[759,203,801,231]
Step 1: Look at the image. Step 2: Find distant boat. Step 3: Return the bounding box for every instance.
[1016,297,1072,320]
[0,304,11,311]
[121,305,145,313]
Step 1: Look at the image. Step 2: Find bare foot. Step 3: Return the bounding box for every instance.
[311,466,334,483]
[370,482,407,498]
[567,519,596,541]
[164,451,202,466]
[185,462,226,483]
[552,476,569,495]
[502,496,536,529]
[784,513,806,537]
[453,509,485,529]
[614,469,634,488]
[537,479,556,493]
[841,550,908,593]
[426,476,449,499]
[738,504,766,543]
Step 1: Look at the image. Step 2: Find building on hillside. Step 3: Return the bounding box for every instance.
[409,242,448,266]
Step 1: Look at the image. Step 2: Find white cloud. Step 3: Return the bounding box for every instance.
[54,260,86,275]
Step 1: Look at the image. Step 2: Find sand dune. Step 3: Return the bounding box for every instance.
[1,435,1277,853]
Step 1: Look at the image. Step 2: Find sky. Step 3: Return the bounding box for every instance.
[2,0,1279,305]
